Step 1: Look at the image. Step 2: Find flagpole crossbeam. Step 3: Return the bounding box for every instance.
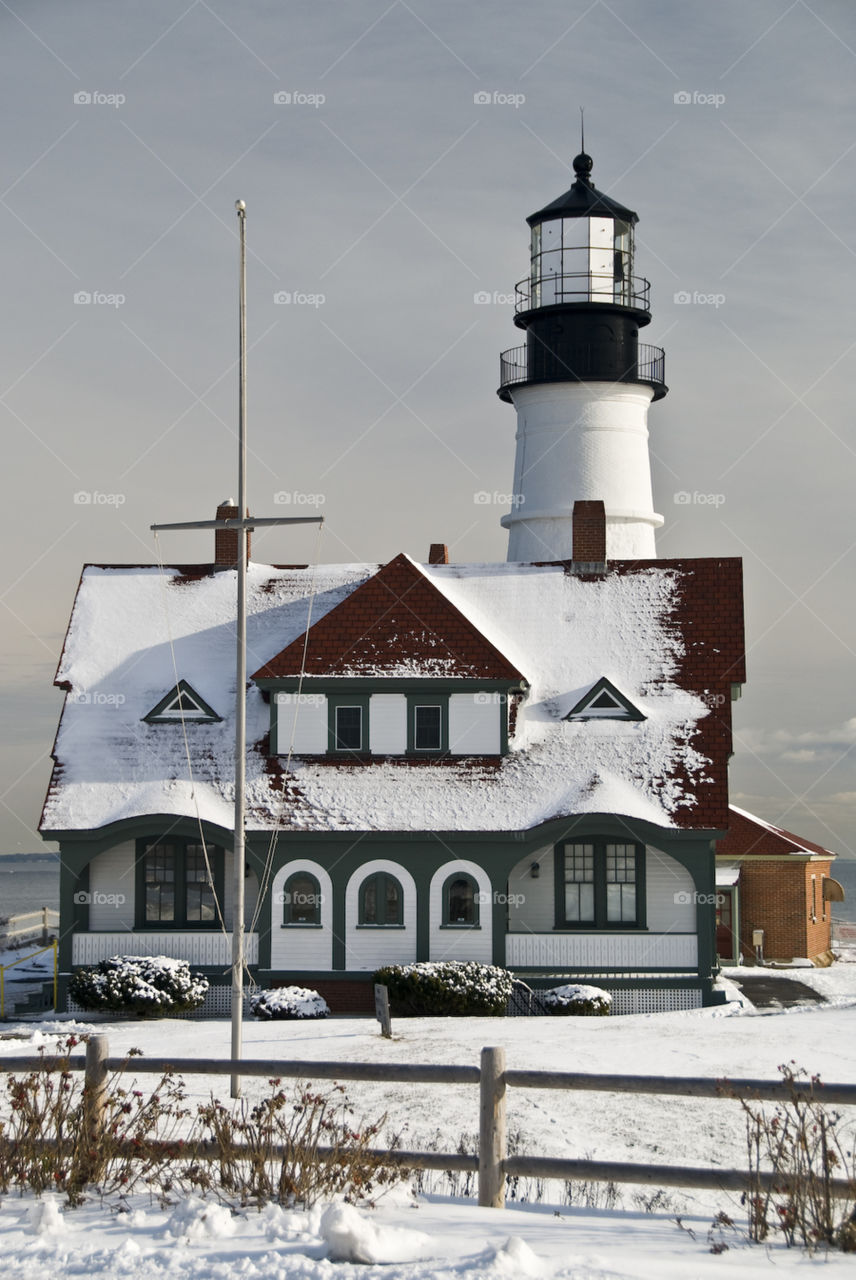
[151,516,323,533]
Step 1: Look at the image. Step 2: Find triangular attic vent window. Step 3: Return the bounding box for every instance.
[144,680,222,724]
[565,677,645,723]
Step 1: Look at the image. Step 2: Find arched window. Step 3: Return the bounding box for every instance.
[282,871,322,926]
[443,873,480,927]
[359,872,403,927]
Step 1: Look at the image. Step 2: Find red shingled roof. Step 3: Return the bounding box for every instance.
[718,806,835,858]
[252,553,526,682]
[612,557,745,831]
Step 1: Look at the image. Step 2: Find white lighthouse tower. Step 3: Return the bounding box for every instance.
[499,150,667,561]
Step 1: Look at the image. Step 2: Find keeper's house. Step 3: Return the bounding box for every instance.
[41,505,745,1014]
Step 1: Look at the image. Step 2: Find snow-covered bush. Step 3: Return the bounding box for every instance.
[373,961,514,1016]
[250,986,330,1021]
[69,955,208,1016]
[541,983,611,1016]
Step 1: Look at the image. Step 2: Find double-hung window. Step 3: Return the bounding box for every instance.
[137,839,224,927]
[328,695,369,754]
[406,695,448,754]
[556,839,644,928]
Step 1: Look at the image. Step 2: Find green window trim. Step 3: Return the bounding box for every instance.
[359,871,404,927]
[281,871,323,927]
[442,872,481,928]
[406,695,448,755]
[553,838,646,930]
[327,694,370,755]
[134,838,224,929]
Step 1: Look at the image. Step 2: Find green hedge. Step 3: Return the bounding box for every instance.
[373,961,514,1017]
[69,956,208,1017]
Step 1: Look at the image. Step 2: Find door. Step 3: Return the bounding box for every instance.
[716,887,736,962]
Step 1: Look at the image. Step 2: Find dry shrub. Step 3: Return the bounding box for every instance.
[733,1062,856,1251]
[0,1036,399,1210]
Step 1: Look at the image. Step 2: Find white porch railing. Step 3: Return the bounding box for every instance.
[71,932,259,967]
[505,931,697,969]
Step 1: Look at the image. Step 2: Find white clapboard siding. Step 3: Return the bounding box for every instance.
[269,860,333,970]
[344,861,417,971]
[448,694,500,755]
[72,932,258,967]
[277,693,327,754]
[428,860,493,963]
[645,847,696,931]
[369,694,407,754]
[88,841,136,930]
[507,846,554,932]
[505,931,697,969]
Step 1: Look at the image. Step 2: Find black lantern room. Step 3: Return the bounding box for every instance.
[499,153,667,402]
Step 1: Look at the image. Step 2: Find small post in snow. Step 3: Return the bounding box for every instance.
[83,1033,109,1180]
[478,1045,507,1208]
[374,983,392,1038]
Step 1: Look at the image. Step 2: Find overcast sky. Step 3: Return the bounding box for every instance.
[1,0,854,858]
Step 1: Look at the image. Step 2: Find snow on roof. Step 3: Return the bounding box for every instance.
[721,805,836,859]
[42,556,741,837]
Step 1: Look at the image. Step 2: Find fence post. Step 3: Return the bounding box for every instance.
[84,1034,109,1167]
[41,906,49,945]
[478,1046,507,1208]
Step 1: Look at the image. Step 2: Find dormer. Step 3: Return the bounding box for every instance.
[143,680,221,724]
[564,677,644,723]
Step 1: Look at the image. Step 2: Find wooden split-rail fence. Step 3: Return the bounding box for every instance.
[3,1035,855,1210]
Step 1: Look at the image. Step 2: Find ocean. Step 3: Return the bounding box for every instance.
[0,853,854,926]
[0,854,60,922]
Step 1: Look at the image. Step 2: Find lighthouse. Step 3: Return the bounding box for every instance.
[498,151,667,562]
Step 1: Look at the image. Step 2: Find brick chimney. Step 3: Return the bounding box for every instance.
[214,500,251,569]
[572,500,606,568]
[428,543,449,565]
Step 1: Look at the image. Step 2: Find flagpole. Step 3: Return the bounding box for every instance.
[231,198,248,1098]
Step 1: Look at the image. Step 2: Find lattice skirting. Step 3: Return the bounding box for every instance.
[65,981,250,1020]
[606,987,702,1015]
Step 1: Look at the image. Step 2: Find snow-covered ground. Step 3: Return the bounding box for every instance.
[0,958,854,1278]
